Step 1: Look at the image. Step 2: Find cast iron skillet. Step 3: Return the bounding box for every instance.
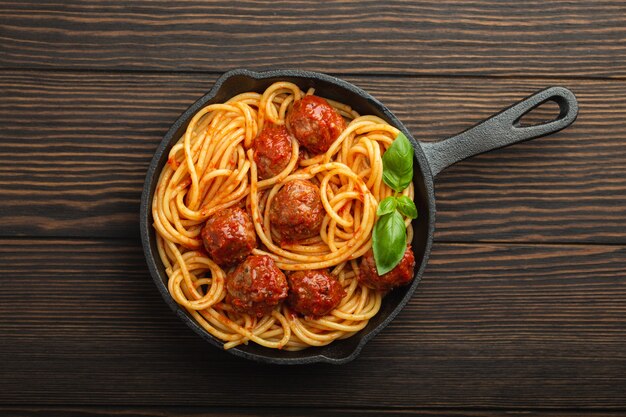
[140,69,578,365]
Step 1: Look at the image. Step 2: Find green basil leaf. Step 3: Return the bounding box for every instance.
[372,211,406,275]
[382,132,414,193]
[377,196,397,216]
[396,195,418,219]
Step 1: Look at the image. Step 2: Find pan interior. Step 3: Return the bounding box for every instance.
[142,70,434,364]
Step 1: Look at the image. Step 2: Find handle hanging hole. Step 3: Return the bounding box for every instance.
[514,98,564,128]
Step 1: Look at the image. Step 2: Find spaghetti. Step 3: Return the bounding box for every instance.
[152,81,414,350]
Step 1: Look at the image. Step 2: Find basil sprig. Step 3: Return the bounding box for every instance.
[372,132,417,276]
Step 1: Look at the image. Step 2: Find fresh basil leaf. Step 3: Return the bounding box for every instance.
[396,195,418,219]
[372,211,406,276]
[377,196,397,216]
[382,132,413,193]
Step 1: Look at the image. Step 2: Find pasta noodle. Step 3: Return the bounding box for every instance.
[152,82,414,350]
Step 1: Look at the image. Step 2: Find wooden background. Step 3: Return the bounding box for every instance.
[1,1,625,415]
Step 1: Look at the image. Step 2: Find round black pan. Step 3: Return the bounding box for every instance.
[140,69,578,365]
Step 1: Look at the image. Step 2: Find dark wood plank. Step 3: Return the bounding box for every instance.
[1,238,624,407]
[1,1,626,77]
[1,406,625,417]
[1,71,625,243]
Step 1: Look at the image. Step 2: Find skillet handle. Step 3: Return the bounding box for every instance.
[421,86,578,177]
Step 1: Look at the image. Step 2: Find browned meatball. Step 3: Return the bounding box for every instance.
[269,179,324,244]
[287,269,345,317]
[201,207,257,266]
[252,124,293,180]
[358,246,416,291]
[226,255,288,317]
[287,95,346,154]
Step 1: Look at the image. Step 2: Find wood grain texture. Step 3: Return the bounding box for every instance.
[1,71,625,242]
[2,1,626,77]
[1,238,624,407]
[1,407,625,417]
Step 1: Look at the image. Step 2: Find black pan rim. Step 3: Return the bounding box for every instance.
[139,68,436,365]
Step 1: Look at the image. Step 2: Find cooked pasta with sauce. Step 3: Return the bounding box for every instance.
[152,81,416,350]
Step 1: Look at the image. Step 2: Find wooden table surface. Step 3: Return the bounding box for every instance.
[1,1,625,416]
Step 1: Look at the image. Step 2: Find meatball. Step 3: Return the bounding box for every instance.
[358,246,416,291]
[226,255,288,317]
[269,179,325,244]
[287,95,346,154]
[287,269,345,317]
[252,124,293,180]
[201,207,257,266]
